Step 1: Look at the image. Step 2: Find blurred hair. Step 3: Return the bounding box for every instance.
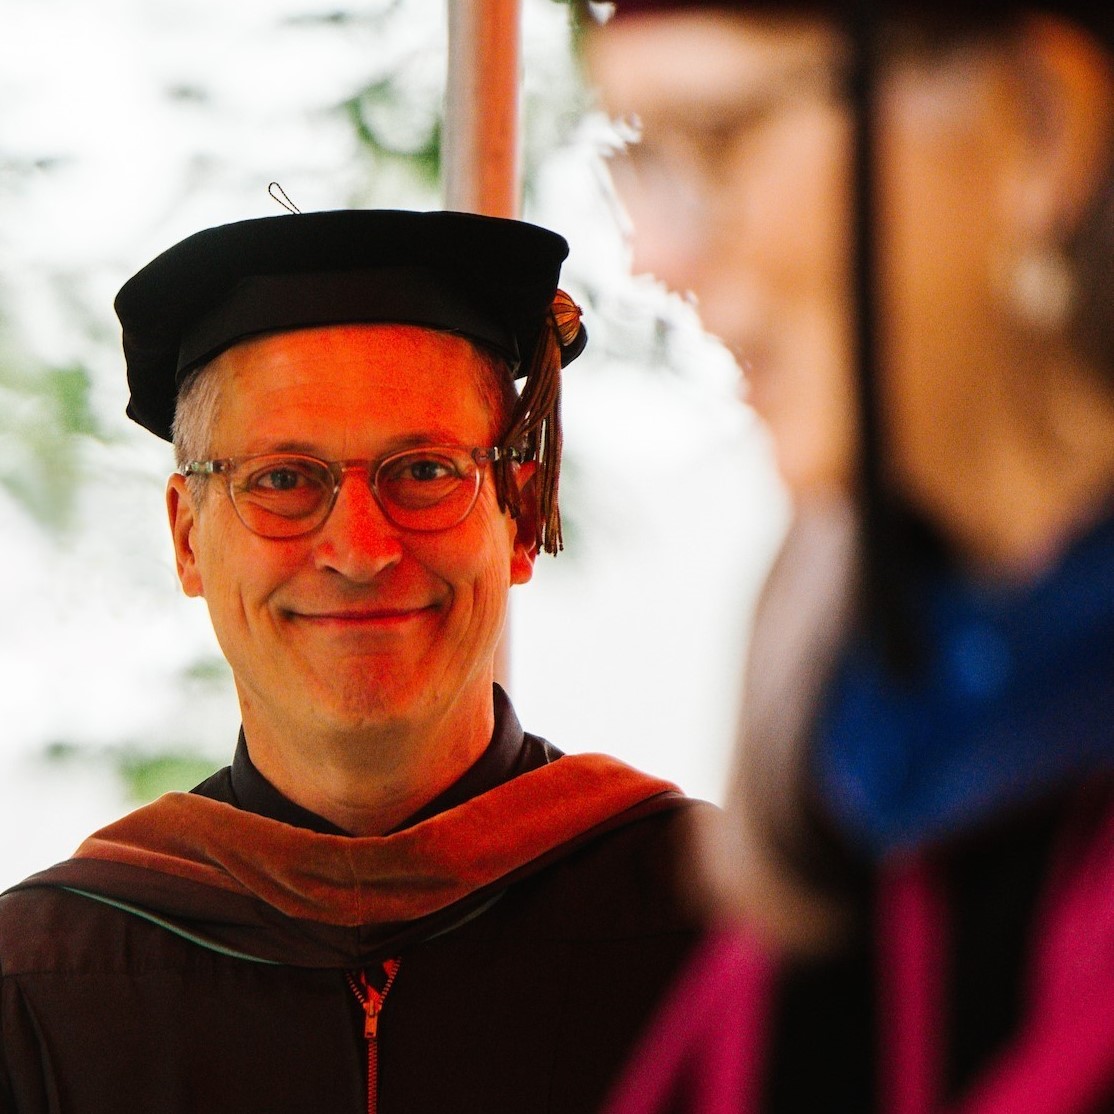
[758,9,1114,949]
[1069,175,1114,384]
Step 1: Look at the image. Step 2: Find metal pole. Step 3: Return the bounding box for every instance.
[443,0,523,217]
[444,0,524,683]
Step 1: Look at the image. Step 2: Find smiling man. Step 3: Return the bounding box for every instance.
[0,210,703,1114]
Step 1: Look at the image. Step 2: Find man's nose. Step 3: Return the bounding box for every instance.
[311,470,403,580]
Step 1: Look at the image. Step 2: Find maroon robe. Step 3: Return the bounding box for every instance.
[604,786,1114,1114]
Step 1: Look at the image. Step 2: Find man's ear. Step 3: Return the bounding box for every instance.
[167,473,205,598]
[509,461,539,586]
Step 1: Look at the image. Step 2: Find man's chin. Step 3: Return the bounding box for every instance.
[311,672,430,734]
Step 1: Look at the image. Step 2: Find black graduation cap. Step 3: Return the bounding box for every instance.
[605,0,1113,48]
[116,208,587,554]
[116,208,586,442]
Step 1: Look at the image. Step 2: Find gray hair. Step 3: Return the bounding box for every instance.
[171,361,224,507]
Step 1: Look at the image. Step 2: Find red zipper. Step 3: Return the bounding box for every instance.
[346,958,402,1114]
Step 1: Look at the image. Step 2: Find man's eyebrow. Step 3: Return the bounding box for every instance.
[257,431,470,457]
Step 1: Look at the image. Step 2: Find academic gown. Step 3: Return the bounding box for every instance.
[606,784,1114,1114]
[604,511,1114,1114]
[0,688,705,1114]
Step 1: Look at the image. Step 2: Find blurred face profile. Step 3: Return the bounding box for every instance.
[586,9,1042,519]
[586,11,858,498]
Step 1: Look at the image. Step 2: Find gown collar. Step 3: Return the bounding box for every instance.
[225,683,559,835]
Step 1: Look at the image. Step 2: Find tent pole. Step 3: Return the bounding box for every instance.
[444,0,524,684]
[444,0,523,218]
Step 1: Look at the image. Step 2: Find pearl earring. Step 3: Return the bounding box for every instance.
[1007,244,1075,332]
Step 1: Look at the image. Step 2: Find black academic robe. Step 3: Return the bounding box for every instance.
[0,690,705,1113]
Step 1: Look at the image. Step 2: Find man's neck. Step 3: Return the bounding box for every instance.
[236,686,497,836]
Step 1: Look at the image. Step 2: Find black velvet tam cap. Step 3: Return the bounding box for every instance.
[116,209,588,442]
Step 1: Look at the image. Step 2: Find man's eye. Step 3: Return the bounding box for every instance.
[381,453,461,485]
[244,463,318,493]
[261,470,301,490]
[406,458,455,483]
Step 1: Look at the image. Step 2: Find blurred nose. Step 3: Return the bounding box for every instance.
[630,224,704,299]
[617,171,718,311]
[311,469,403,582]
[625,200,699,293]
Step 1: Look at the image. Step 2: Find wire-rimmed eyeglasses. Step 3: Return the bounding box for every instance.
[181,445,520,539]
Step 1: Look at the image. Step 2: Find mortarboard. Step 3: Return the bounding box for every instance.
[601,0,1113,48]
[116,208,587,553]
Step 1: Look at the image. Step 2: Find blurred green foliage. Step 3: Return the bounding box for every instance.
[343,80,443,188]
[40,655,233,802]
[43,740,222,803]
[118,751,224,801]
[0,346,108,532]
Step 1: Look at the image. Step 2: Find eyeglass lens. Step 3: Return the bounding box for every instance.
[228,448,483,538]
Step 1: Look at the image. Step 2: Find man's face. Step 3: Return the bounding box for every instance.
[167,324,535,747]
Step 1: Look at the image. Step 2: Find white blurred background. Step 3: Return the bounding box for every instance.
[0,0,787,886]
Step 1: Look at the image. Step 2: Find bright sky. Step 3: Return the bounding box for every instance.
[0,0,787,886]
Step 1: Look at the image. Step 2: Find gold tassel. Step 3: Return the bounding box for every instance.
[495,290,582,556]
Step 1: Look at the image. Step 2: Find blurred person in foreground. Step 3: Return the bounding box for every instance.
[580,0,1114,1110]
[0,209,707,1114]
